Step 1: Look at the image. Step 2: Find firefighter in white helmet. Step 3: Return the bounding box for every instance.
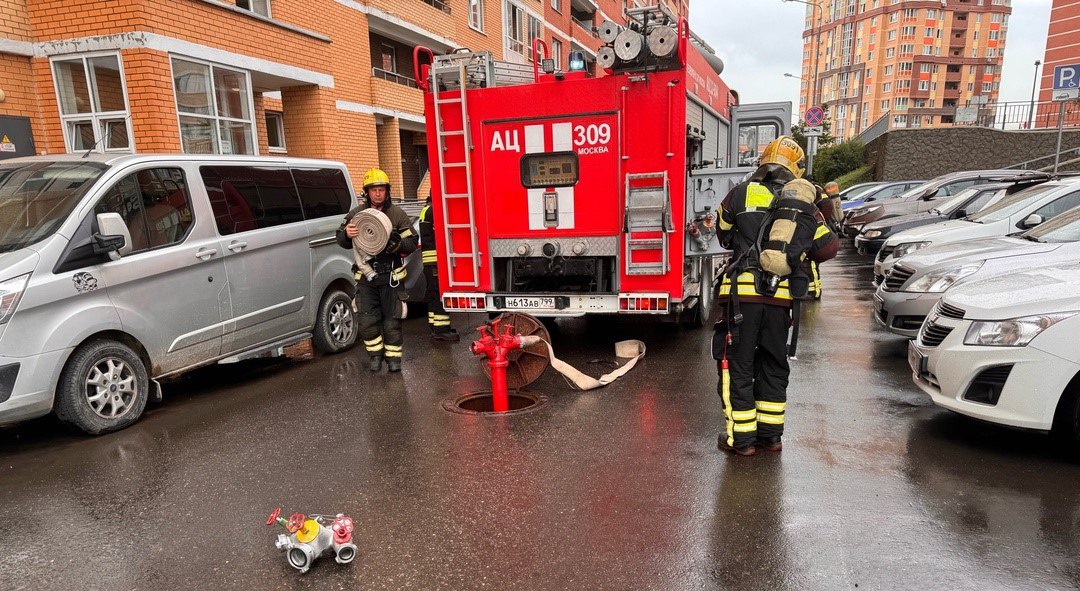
[336,168,417,373]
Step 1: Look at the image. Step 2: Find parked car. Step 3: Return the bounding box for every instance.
[855,184,1008,255]
[840,180,925,213]
[872,178,1080,281]
[837,182,883,208]
[909,261,1080,446]
[0,154,364,434]
[841,170,1027,237]
[874,204,1080,337]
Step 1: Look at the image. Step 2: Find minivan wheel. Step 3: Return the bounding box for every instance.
[55,339,149,435]
[313,289,358,354]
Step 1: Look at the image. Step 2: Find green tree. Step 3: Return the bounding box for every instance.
[812,139,867,183]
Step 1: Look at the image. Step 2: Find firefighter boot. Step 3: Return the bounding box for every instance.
[760,437,783,452]
[433,328,460,342]
[368,355,384,372]
[386,358,402,373]
[717,433,756,456]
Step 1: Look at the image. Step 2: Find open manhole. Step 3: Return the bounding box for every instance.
[443,390,547,416]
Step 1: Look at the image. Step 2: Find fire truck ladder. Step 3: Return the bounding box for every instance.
[431,60,481,288]
[624,171,673,275]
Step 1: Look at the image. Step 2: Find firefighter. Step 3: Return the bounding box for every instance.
[337,168,418,373]
[713,136,838,456]
[418,195,459,342]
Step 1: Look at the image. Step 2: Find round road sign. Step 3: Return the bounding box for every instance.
[804,106,825,126]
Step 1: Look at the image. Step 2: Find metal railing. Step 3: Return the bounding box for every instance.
[372,67,419,89]
[419,0,451,14]
[953,100,1080,131]
[572,16,596,35]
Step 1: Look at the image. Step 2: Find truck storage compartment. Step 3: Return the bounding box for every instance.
[494,256,616,293]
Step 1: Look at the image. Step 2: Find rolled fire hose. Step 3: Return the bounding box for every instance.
[520,335,646,391]
[351,208,393,258]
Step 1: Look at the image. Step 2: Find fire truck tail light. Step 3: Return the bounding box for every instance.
[444,295,486,310]
[618,294,670,313]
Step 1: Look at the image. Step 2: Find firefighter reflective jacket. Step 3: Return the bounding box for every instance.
[336,195,417,285]
[418,199,437,266]
[717,179,838,308]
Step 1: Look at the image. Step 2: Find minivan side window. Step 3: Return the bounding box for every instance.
[202,166,303,235]
[293,168,352,219]
[93,168,194,252]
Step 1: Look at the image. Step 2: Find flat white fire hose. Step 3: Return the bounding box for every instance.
[520,336,646,391]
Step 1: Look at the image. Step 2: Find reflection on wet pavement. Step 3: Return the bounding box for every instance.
[2,248,1078,590]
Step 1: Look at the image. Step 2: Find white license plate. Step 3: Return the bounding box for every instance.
[505,297,557,309]
[908,343,927,377]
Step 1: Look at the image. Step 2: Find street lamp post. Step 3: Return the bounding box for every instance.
[1029,60,1042,130]
[782,0,822,111]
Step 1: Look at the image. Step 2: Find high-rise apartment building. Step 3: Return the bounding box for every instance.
[796,0,1012,141]
[0,0,685,197]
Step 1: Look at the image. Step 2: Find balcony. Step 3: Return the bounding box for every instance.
[419,0,451,14]
[372,67,418,89]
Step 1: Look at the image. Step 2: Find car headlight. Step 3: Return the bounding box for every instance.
[863,229,883,239]
[0,274,29,324]
[905,263,983,293]
[893,241,930,258]
[964,312,1076,347]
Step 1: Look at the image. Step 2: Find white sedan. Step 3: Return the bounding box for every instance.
[873,178,1080,281]
[875,205,1080,337]
[909,262,1080,443]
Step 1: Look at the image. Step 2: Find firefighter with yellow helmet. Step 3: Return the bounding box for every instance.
[713,136,838,455]
[336,168,418,372]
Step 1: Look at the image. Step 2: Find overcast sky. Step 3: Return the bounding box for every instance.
[688,0,1053,112]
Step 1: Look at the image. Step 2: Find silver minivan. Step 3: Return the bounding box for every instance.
[0,154,361,434]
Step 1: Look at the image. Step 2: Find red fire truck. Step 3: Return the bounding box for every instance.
[414,5,790,325]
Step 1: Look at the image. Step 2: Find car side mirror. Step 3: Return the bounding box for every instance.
[93,212,132,260]
[1021,213,1044,229]
[952,209,968,219]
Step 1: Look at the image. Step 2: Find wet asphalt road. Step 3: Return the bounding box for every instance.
[3,248,1080,591]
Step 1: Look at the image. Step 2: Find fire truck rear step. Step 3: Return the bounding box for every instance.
[624,172,673,276]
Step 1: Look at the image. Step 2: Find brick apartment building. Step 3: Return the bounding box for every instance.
[796,0,1012,141]
[1034,0,1080,128]
[0,0,686,200]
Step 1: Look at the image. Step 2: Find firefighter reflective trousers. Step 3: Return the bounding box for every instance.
[713,302,790,449]
[423,264,452,333]
[357,279,403,361]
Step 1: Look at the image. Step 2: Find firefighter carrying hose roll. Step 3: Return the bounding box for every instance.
[713,136,838,456]
[337,168,417,373]
[418,195,459,342]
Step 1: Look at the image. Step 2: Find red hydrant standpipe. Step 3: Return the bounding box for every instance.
[471,318,543,412]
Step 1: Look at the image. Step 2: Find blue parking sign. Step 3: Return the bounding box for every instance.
[1053,64,1080,90]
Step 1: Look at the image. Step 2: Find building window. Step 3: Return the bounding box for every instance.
[266,111,285,153]
[236,0,270,17]
[884,65,894,75]
[926,9,936,19]
[919,80,929,91]
[52,53,133,153]
[504,1,526,59]
[470,0,484,31]
[528,15,543,60]
[380,44,397,73]
[552,0,560,12]
[551,38,563,69]
[171,57,255,155]
[883,82,892,92]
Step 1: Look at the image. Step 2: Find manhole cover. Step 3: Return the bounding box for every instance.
[443,390,547,416]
